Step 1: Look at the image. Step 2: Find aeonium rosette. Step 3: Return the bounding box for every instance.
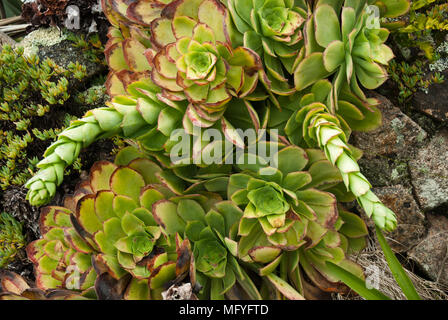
[147,0,264,129]
[228,0,308,96]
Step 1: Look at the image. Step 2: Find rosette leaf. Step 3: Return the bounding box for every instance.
[148,0,264,129]
[153,195,263,299]
[228,0,308,95]
[228,145,343,256]
[294,0,395,105]
[0,271,95,300]
[26,206,97,292]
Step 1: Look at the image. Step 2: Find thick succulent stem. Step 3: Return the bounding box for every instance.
[25,106,136,206]
[309,112,397,231]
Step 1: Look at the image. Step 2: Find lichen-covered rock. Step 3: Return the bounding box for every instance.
[412,69,448,124]
[351,93,426,188]
[357,157,409,187]
[20,28,68,57]
[37,40,104,80]
[408,213,448,287]
[351,93,428,159]
[371,185,426,253]
[409,130,448,211]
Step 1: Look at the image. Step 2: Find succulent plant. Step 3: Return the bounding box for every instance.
[0,212,26,268]
[297,205,367,294]
[152,184,262,299]
[227,0,308,96]
[22,0,415,300]
[25,76,267,206]
[25,80,170,206]
[188,144,366,298]
[64,149,194,299]
[294,0,395,106]
[26,206,97,291]
[0,45,89,190]
[28,146,200,300]
[102,1,154,97]
[226,145,343,253]
[0,270,95,300]
[278,81,396,230]
[146,0,264,129]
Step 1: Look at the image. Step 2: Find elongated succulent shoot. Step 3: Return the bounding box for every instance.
[293,102,396,231]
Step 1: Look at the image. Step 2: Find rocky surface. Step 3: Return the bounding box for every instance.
[352,93,427,160]
[372,185,427,253]
[409,213,448,287]
[0,31,15,47]
[409,130,448,211]
[351,93,427,188]
[19,27,105,80]
[412,70,448,124]
[351,91,448,291]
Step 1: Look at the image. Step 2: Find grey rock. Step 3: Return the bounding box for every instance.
[409,214,448,287]
[0,31,15,47]
[357,157,409,187]
[366,185,427,253]
[38,39,104,80]
[351,93,428,160]
[409,130,448,211]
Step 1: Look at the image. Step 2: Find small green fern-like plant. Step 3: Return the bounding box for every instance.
[0,212,26,268]
[388,59,445,104]
[391,0,448,60]
[0,44,113,189]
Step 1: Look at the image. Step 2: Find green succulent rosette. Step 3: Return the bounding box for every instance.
[228,0,308,96]
[147,0,264,129]
[153,193,262,299]
[0,270,95,300]
[68,154,189,297]
[294,0,395,107]
[211,145,368,297]
[227,146,344,257]
[26,206,97,292]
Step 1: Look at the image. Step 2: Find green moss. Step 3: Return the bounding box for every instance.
[0,212,26,268]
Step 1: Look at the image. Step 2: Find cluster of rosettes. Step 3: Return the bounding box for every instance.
[21,0,413,300]
[21,145,368,300]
